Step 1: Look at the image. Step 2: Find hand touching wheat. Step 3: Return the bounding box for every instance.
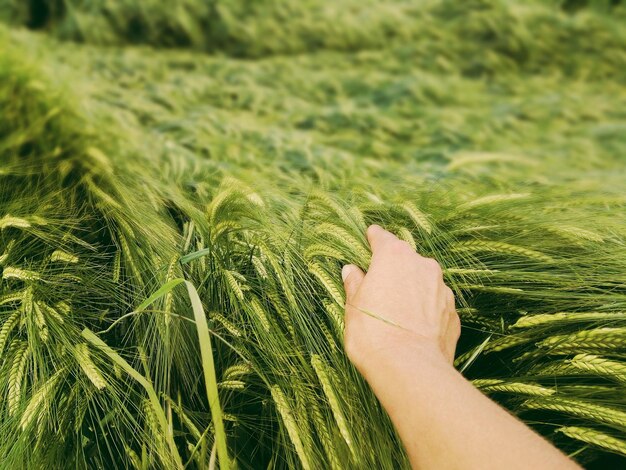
[341,224,460,378]
[340,225,580,470]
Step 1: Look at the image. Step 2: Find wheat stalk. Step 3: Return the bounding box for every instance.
[83,175,122,210]
[223,270,247,301]
[319,320,340,350]
[453,240,554,263]
[20,370,63,430]
[211,313,243,338]
[311,355,355,459]
[8,341,29,415]
[402,202,432,234]
[325,300,345,332]
[248,296,271,332]
[143,398,164,450]
[164,394,202,442]
[558,426,626,456]
[304,244,346,262]
[50,249,79,263]
[2,266,41,281]
[118,234,142,281]
[0,215,31,230]
[223,363,252,380]
[458,285,524,295]
[313,223,370,265]
[251,255,268,280]
[37,302,64,323]
[512,312,626,329]
[307,192,346,220]
[261,246,299,310]
[0,310,20,356]
[547,225,604,243]
[55,301,71,315]
[539,328,626,354]
[125,445,143,470]
[270,385,312,470]
[207,188,234,224]
[163,256,178,321]
[457,193,530,211]
[308,263,345,306]
[309,399,342,470]
[74,343,107,390]
[218,380,245,390]
[523,397,626,429]
[0,291,25,305]
[447,152,536,170]
[32,302,49,342]
[473,379,555,396]
[212,220,241,241]
[112,249,121,283]
[479,334,535,354]
[568,354,626,383]
[266,290,295,337]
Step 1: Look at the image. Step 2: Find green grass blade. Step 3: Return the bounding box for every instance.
[180,248,212,264]
[82,328,184,469]
[100,278,230,469]
[135,279,186,312]
[183,280,230,470]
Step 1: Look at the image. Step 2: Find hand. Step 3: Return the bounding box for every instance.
[341,225,460,382]
[342,227,579,470]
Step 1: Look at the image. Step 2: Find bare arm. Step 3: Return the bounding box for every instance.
[341,225,580,470]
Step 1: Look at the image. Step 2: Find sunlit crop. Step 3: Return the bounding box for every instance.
[1,1,625,468]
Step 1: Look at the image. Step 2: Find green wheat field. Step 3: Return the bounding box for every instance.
[1,0,625,468]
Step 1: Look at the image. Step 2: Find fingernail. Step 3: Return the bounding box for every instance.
[342,265,352,282]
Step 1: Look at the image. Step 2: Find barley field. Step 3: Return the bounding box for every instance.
[0,1,625,468]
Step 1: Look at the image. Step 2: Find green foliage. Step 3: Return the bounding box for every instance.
[1,1,626,468]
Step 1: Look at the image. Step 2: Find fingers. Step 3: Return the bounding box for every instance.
[342,264,365,304]
[366,224,399,254]
[367,224,425,265]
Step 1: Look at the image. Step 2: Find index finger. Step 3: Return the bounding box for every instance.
[366,224,398,253]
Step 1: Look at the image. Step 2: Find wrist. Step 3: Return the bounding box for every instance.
[355,339,454,394]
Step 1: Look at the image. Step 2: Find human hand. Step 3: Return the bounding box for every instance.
[341,225,460,382]
[341,227,578,470]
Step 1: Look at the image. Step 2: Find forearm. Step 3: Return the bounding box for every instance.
[364,346,580,470]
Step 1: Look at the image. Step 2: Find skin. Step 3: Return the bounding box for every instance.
[341,224,581,470]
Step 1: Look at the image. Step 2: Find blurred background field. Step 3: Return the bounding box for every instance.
[1,1,625,469]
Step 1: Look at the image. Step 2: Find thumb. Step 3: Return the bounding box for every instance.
[342,264,365,304]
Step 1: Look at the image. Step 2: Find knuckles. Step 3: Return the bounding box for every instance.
[421,257,443,277]
[387,239,415,256]
[383,241,444,281]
